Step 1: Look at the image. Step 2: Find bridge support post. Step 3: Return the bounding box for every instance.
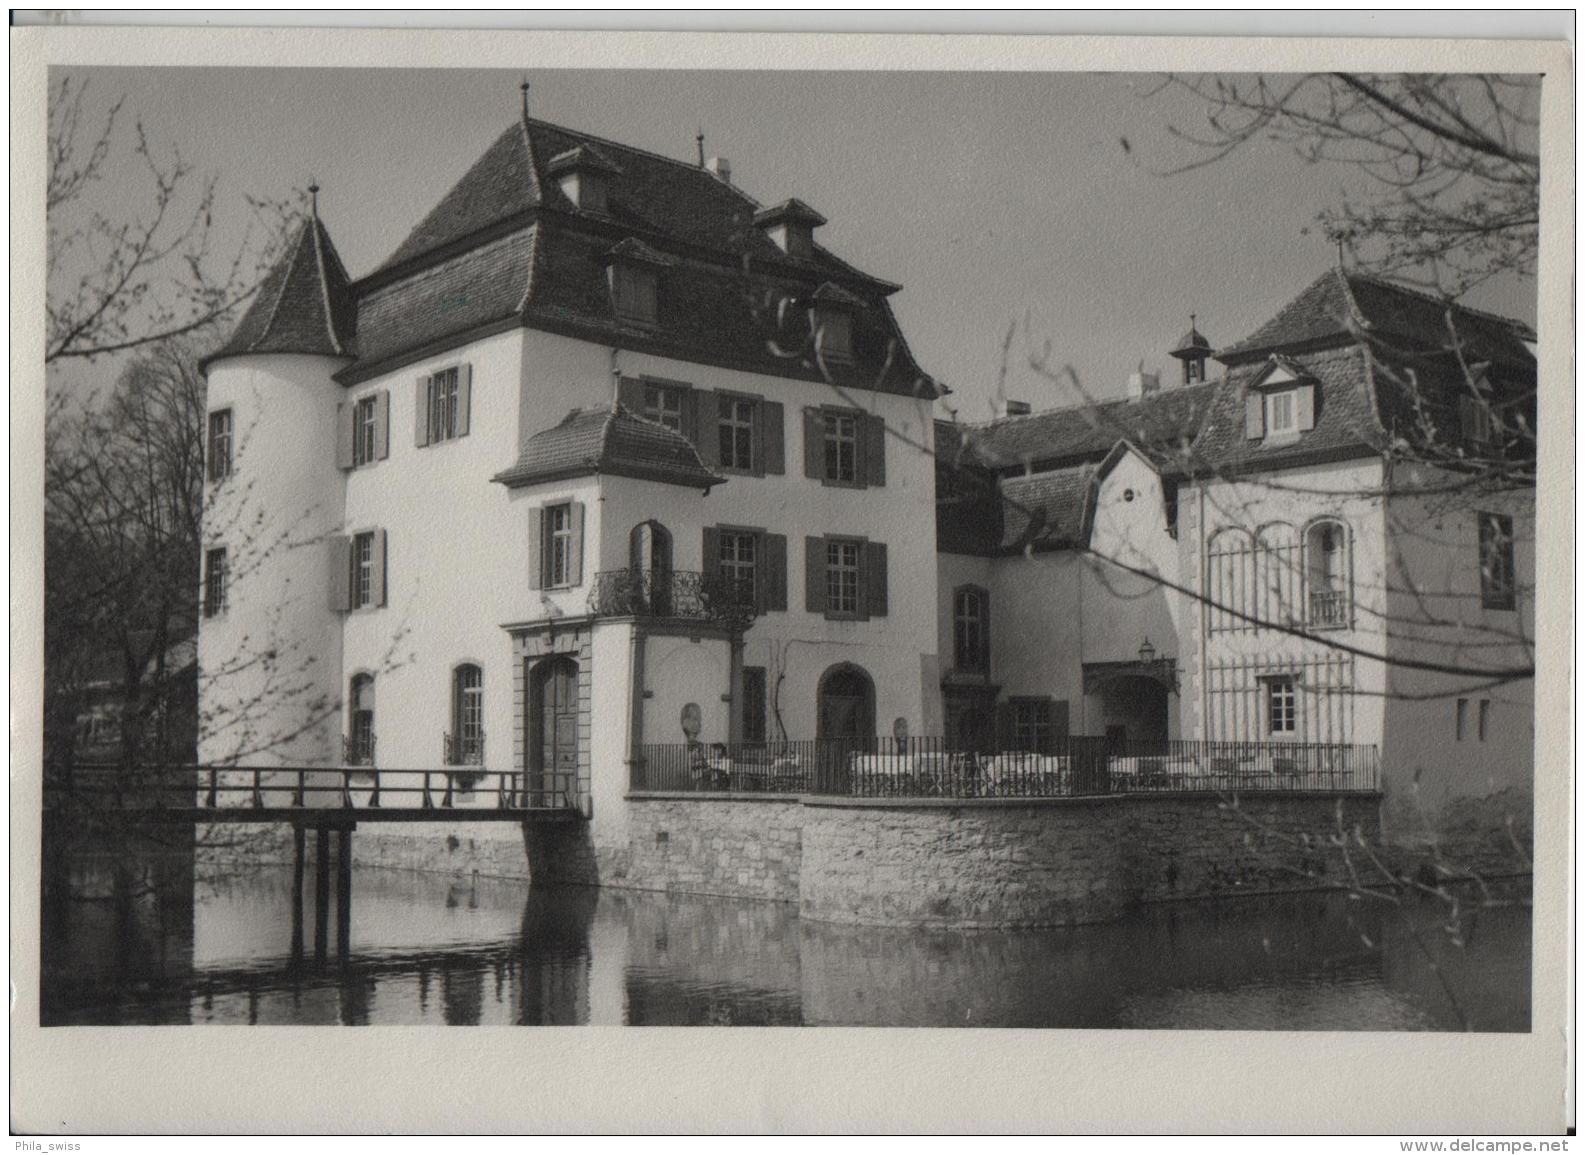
[290,825,306,960]
[336,827,353,958]
[313,827,331,960]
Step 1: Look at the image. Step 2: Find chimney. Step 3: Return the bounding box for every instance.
[1127,370,1161,399]
[998,399,1032,418]
[705,156,731,185]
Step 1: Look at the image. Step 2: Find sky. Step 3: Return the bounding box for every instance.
[51,66,1536,418]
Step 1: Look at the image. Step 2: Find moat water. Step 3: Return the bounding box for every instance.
[41,846,1530,1029]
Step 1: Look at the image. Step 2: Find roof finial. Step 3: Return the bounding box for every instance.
[1189,312,1197,332]
[308,178,319,220]
[520,76,531,122]
[696,126,705,168]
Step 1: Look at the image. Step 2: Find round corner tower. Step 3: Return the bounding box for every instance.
[198,197,358,767]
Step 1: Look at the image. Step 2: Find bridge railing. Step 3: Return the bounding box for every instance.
[44,764,582,814]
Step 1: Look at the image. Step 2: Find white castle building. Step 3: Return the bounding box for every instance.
[198,97,1535,876]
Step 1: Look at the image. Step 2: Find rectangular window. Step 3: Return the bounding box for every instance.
[203,547,229,618]
[1266,676,1297,735]
[644,383,685,433]
[954,587,987,672]
[1478,512,1516,609]
[718,396,757,472]
[743,666,768,746]
[826,539,861,615]
[427,367,460,444]
[1478,699,1491,742]
[350,532,376,608]
[1266,389,1297,436]
[611,263,658,324]
[1012,699,1052,753]
[207,409,233,481]
[353,396,378,467]
[1455,697,1469,742]
[719,529,758,601]
[824,412,858,484]
[545,504,574,588]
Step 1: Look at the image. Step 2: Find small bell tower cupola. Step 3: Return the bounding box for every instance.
[1170,314,1212,385]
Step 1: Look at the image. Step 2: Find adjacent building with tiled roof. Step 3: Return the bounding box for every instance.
[934,269,1534,845]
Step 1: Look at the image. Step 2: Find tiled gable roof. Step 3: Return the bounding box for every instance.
[1216,268,1535,366]
[998,464,1096,551]
[205,216,356,366]
[493,403,725,491]
[957,381,1219,474]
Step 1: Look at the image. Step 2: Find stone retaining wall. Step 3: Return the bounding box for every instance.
[618,794,803,902]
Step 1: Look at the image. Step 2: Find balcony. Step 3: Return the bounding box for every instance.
[588,568,757,631]
[1308,588,1349,628]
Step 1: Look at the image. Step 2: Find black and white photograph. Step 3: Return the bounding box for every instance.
[12,18,1573,1136]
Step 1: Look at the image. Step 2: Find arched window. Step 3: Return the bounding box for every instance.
[1207,527,1256,634]
[1254,523,1299,629]
[953,585,990,673]
[450,664,484,765]
[347,674,375,766]
[1305,519,1351,628]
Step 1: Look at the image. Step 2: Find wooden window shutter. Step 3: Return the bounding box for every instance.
[568,501,586,586]
[1296,383,1316,431]
[415,375,432,447]
[761,401,785,475]
[865,540,888,617]
[335,403,354,469]
[617,375,646,413]
[693,389,719,467]
[527,506,544,590]
[702,526,720,581]
[456,364,473,438]
[763,533,788,612]
[802,408,824,479]
[372,529,389,607]
[863,413,887,487]
[1244,391,1265,440]
[804,535,827,613]
[980,588,992,672]
[326,536,352,611]
[375,390,391,460]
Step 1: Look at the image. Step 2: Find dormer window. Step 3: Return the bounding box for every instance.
[753,198,827,261]
[603,237,675,327]
[547,143,622,215]
[809,282,864,364]
[1245,355,1317,443]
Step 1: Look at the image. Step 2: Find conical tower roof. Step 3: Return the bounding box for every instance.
[204,207,356,369]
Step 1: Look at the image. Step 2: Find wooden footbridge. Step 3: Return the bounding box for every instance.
[45,763,583,959]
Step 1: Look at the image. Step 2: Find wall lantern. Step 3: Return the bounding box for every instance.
[1138,638,1157,665]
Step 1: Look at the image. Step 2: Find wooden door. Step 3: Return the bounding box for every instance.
[531,656,579,807]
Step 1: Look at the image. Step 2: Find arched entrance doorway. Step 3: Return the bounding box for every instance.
[528,655,579,807]
[816,663,875,790]
[817,663,876,743]
[1096,675,1170,753]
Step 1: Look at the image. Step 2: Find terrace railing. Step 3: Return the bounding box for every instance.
[631,737,1381,798]
[1308,588,1349,628]
[589,569,757,632]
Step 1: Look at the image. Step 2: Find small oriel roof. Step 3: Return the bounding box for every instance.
[493,403,726,491]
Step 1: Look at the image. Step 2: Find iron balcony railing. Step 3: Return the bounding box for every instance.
[443,731,485,768]
[588,568,757,631]
[632,736,1381,798]
[1308,588,1349,628]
